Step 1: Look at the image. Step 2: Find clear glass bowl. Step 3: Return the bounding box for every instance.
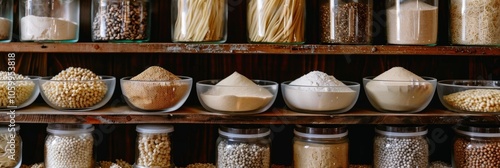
[39,76,115,111]
[437,80,500,113]
[363,76,437,113]
[0,76,40,110]
[281,81,360,113]
[196,79,278,115]
[120,76,192,112]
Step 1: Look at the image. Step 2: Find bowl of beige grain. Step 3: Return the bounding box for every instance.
[437,80,500,113]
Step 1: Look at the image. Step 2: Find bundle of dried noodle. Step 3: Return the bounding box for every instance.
[173,0,225,42]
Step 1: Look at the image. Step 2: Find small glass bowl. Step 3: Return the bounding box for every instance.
[437,80,500,113]
[363,76,437,113]
[281,81,360,113]
[120,76,192,112]
[0,76,40,110]
[39,76,116,111]
[196,79,278,115]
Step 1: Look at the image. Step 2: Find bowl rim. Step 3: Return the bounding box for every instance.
[196,79,278,87]
[281,80,360,87]
[0,75,41,81]
[120,75,192,82]
[40,75,116,81]
[363,76,437,82]
[437,79,500,88]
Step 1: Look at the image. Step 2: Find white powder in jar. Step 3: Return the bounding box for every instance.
[200,72,274,112]
[365,67,434,112]
[387,0,438,45]
[284,71,357,112]
[20,15,77,41]
[0,17,11,40]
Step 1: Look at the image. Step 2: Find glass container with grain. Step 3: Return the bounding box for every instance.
[453,123,500,168]
[320,0,372,44]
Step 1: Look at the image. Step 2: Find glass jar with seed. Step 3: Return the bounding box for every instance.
[320,0,372,44]
[0,0,13,42]
[453,123,500,168]
[373,125,429,168]
[45,124,95,168]
[134,124,174,168]
[92,0,151,42]
[216,125,271,168]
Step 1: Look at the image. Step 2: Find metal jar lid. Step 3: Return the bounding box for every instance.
[454,123,500,138]
[375,125,427,137]
[218,125,270,138]
[294,124,348,139]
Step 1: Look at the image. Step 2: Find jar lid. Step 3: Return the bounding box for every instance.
[454,123,500,137]
[47,124,94,135]
[294,124,348,139]
[375,125,427,137]
[136,124,174,134]
[218,125,270,138]
[0,124,20,133]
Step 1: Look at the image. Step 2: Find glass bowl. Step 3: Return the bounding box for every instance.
[120,76,192,112]
[437,80,500,113]
[281,81,360,113]
[39,76,116,111]
[0,76,40,110]
[363,76,437,113]
[196,79,278,115]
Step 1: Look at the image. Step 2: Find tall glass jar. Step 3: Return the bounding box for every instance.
[293,125,349,168]
[171,0,227,43]
[373,125,429,168]
[247,0,306,44]
[45,124,94,168]
[0,124,22,168]
[216,125,271,168]
[134,124,174,168]
[320,0,372,44]
[386,0,438,45]
[19,0,80,42]
[450,0,500,45]
[92,0,151,42]
[453,123,500,168]
[0,0,12,42]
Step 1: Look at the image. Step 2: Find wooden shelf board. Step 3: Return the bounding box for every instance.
[1,43,500,55]
[2,105,499,124]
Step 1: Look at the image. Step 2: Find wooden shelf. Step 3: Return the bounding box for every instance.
[3,105,499,124]
[1,43,500,55]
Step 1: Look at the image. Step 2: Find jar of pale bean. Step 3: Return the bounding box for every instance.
[134,124,174,168]
[453,123,500,168]
[45,124,94,168]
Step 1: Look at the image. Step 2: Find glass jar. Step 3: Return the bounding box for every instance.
[19,0,80,42]
[216,125,271,168]
[450,0,500,45]
[171,0,227,43]
[453,123,500,168]
[320,0,372,44]
[247,0,306,44]
[0,124,22,168]
[293,125,348,168]
[0,0,13,42]
[373,125,429,168]
[386,0,438,45]
[134,124,174,168]
[92,0,151,42]
[45,124,94,168]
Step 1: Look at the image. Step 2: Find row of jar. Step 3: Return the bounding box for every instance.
[2,123,500,168]
[0,0,498,45]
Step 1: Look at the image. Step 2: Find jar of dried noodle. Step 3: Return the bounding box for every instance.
[0,124,22,168]
[91,0,151,42]
[320,0,372,44]
[247,0,306,44]
[450,0,500,45]
[171,0,227,43]
[0,0,13,43]
[293,124,349,168]
[453,123,500,168]
[386,0,438,45]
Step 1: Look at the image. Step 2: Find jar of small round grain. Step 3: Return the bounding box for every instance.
[293,124,348,168]
[0,0,13,42]
[0,124,22,168]
[320,0,372,44]
[373,125,429,168]
[134,124,174,168]
[216,125,271,168]
[45,124,94,168]
[453,123,500,168]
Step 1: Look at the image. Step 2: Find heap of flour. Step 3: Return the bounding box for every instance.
[284,71,357,112]
[21,15,77,41]
[365,67,434,112]
[200,72,274,112]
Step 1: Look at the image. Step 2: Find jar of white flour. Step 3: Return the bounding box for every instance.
[19,0,80,42]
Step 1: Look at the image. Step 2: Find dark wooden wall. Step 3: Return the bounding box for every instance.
[1,0,498,166]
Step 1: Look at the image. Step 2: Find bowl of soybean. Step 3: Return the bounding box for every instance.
[437,80,500,113]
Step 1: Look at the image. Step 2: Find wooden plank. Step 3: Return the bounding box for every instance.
[1,43,500,55]
[2,105,499,124]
